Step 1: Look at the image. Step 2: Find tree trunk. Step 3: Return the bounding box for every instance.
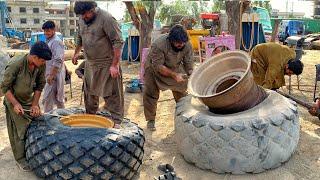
[271,19,280,42]
[124,1,156,51]
[226,1,241,49]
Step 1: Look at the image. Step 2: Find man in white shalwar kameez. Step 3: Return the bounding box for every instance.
[42,21,65,112]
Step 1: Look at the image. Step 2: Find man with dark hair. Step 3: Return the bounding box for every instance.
[0,41,51,171]
[143,24,194,130]
[250,42,304,90]
[72,1,124,124]
[42,20,65,112]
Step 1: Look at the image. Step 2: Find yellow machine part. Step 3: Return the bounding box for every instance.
[187,29,210,50]
[60,114,114,128]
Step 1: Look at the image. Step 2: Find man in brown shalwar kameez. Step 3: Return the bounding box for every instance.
[72,1,124,124]
[1,42,52,171]
[250,42,304,90]
[143,25,194,130]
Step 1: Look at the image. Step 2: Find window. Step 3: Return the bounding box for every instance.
[5,18,10,23]
[34,19,40,24]
[7,7,11,12]
[20,18,27,24]
[33,8,39,13]
[20,7,26,13]
[57,11,63,15]
[70,29,75,36]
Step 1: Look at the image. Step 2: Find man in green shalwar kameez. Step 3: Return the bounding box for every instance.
[0,42,52,171]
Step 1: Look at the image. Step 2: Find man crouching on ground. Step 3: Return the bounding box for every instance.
[143,24,194,131]
[1,42,52,171]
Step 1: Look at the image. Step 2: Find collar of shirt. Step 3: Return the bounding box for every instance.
[46,34,57,43]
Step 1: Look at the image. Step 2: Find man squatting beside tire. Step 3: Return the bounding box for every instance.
[0,42,52,171]
[143,25,194,130]
[72,1,124,124]
[41,21,66,112]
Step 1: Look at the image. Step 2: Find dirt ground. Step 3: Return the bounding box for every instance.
[1,51,320,180]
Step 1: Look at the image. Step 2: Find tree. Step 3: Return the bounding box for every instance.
[157,0,190,24]
[157,0,211,25]
[124,1,160,51]
[226,1,241,49]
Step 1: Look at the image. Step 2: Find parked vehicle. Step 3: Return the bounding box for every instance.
[29,32,63,47]
[278,20,304,43]
[286,33,320,49]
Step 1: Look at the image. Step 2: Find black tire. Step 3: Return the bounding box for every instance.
[175,91,299,174]
[25,108,145,179]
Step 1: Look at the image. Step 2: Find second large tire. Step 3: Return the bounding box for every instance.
[25,108,145,179]
[175,91,300,174]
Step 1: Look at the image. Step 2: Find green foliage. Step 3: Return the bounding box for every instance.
[157,0,189,23]
[212,0,226,12]
[124,10,131,22]
[156,0,211,24]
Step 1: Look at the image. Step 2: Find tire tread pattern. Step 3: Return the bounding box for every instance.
[175,92,300,174]
[25,108,145,179]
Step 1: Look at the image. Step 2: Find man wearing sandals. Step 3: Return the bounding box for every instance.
[41,21,66,112]
[143,25,194,130]
[1,42,52,171]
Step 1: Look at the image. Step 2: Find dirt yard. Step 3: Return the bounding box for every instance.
[1,51,320,180]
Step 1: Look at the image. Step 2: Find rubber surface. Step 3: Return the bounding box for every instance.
[175,91,300,174]
[25,108,145,179]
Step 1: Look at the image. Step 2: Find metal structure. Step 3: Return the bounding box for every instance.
[0,0,29,42]
[188,50,267,114]
[0,0,9,36]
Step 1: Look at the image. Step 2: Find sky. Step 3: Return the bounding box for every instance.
[97,0,315,20]
[270,0,314,17]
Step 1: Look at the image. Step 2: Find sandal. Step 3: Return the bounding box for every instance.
[157,163,174,173]
[147,120,156,131]
[16,161,32,172]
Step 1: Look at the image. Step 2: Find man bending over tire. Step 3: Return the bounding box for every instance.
[250,42,304,90]
[0,42,52,171]
[143,25,194,131]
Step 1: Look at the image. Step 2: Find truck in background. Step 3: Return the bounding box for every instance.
[278,20,305,43]
[271,18,320,35]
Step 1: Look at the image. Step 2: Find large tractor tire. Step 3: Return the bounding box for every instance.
[175,91,299,174]
[25,108,145,179]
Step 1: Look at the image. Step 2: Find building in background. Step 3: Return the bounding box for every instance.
[45,0,77,37]
[271,9,305,18]
[6,0,46,31]
[5,0,78,37]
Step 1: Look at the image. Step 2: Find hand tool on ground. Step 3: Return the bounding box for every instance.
[155,156,181,180]
[23,109,68,118]
[276,90,320,119]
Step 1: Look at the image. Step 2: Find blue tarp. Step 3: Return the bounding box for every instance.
[121,36,140,62]
[240,22,266,51]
